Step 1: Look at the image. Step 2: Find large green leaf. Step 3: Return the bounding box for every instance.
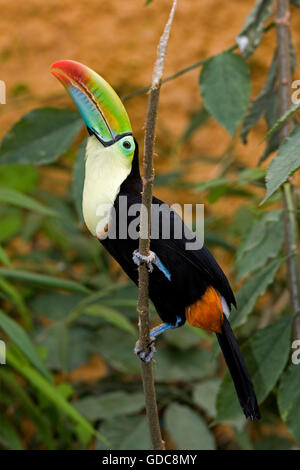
[97,415,150,450]
[231,258,283,328]
[235,210,284,280]
[261,123,300,204]
[94,327,140,375]
[216,316,293,423]
[236,0,274,58]
[164,403,215,450]
[0,108,82,165]
[278,363,300,444]
[199,52,250,136]
[0,309,51,381]
[0,188,57,216]
[74,391,145,422]
[192,378,221,418]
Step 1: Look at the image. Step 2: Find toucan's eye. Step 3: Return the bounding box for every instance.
[123,140,131,150]
[118,135,135,159]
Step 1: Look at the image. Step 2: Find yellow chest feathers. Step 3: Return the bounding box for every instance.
[82,136,132,237]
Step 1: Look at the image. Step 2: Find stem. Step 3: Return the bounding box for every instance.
[276,0,300,338]
[137,0,178,450]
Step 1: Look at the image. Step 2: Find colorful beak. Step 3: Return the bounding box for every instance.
[51,60,132,146]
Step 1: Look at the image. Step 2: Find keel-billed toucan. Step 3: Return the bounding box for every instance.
[51,60,260,420]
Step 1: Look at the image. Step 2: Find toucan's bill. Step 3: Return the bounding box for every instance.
[51,60,132,147]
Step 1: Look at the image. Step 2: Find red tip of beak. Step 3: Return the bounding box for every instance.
[51,60,89,87]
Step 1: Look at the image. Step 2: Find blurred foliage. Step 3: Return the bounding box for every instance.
[0,0,300,451]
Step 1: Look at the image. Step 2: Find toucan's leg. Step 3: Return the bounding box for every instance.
[132,250,171,281]
[134,316,182,363]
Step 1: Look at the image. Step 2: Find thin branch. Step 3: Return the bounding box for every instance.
[276,0,300,338]
[137,0,177,451]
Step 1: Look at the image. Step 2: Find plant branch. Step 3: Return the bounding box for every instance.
[137,0,178,450]
[276,0,300,338]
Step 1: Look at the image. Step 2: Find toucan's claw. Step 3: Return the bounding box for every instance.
[132,250,171,281]
[134,339,156,363]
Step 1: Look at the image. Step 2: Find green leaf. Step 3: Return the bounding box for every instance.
[154,347,217,382]
[166,324,202,350]
[261,124,300,204]
[199,52,250,136]
[0,188,57,216]
[0,211,22,243]
[241,53,277,143]
[83,304,136,335]
[0,309,51,380]
[0,164,38,193]
[236,210,284,280]
[231,258,283,328]
[0,277,31,328]
[74,391,145,421]
[0,108,82,166]
[236,0,274,58]
[97,416,150,450]
[0,368,54,448]
[264,102,300,141]
[6,347,103,446]
[278,363,300,444]
[216,316,293,423]
[237,168,266,186]
[0,268,90,294]
[195,177,229,192]
[192,378,221,418]
[72,139,86,223]
[0,244,10,266]
[165,403,215,450]
[0,415,23,449]
[94,327,140,375]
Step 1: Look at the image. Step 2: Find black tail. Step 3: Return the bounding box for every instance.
[216,316,260,420]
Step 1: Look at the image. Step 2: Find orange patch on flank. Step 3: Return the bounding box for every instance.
[185,287,223,333]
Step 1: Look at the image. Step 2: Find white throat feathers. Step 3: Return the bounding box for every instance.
[82,135,133,237]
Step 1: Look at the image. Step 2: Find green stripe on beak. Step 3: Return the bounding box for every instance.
[51,60,132,146]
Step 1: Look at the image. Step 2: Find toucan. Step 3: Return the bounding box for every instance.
[51,60,260,420]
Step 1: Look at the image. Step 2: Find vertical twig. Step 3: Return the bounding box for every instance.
[137,0,178,451]
[276,0,300,338]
